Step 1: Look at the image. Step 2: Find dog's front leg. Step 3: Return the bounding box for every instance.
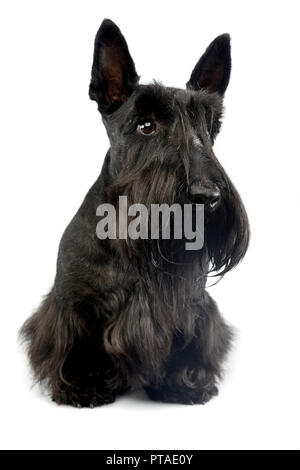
[144,292,233,405]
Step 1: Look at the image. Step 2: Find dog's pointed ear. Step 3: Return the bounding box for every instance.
[89,19,139,113]
[186,34,231,96]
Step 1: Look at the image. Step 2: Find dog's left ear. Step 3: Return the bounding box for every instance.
[186,34,231,96]
[89,19,139,113]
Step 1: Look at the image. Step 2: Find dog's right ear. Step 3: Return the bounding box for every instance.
[186,34,231,96]
[89,19,139,113]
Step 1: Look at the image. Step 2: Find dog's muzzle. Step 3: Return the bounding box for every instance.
[188,182,221,212]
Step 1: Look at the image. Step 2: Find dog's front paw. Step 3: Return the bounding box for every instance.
[52,385,115,408]
[194,384,219,405]
[145,384,218,405]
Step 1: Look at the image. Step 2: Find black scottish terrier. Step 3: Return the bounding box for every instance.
[20,19,249,407]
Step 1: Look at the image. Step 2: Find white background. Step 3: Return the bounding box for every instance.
[0,0,299,450]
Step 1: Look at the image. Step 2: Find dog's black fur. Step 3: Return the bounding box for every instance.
[20,19,249,407]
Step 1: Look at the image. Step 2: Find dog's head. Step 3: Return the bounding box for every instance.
[90,19,249,276]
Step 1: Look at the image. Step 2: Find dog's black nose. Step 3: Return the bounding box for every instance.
[188,183,221,210]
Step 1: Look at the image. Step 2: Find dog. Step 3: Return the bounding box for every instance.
[20,19,249,407]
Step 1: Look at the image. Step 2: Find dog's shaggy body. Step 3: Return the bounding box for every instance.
[20,20,249,407]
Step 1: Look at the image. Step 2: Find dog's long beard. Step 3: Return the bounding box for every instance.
[205,180,250,277]
[107,157,188,262]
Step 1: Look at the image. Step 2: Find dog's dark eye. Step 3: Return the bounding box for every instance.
[137,119,156,135]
